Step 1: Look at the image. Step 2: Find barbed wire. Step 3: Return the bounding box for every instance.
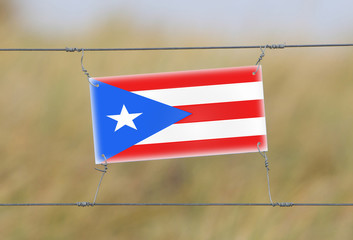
[0,43,352,52]
[1,202,353,207]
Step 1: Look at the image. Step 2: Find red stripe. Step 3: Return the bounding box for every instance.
[175,100,264,124]
[107,135,267,163]
[95,66,261,91]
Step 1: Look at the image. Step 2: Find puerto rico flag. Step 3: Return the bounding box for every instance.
[89,66,267,164]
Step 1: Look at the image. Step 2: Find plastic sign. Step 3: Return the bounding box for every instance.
[89,66,267,164]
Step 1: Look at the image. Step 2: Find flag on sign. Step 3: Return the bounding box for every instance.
[89,66,267,164]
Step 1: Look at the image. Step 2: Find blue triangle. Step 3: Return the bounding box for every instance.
[90,79,191,163]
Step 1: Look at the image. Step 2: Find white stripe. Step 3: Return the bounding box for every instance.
[133,82,264,106]
[137,117,267,145]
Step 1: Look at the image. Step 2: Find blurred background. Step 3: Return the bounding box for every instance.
[0,0,353,239]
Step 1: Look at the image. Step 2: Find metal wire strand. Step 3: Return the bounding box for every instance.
[93,155,108,205]
[253,46,267,75]
[80,49,99,87]
[1,202,353,207]
[257,142,274,205]
[0,43,352,52]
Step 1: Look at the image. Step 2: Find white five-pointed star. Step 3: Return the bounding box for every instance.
[107,105,142,132]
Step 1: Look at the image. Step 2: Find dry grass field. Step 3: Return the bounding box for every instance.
[0,14,353,239]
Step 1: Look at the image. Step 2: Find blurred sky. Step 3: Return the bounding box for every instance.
[9,0,353,43]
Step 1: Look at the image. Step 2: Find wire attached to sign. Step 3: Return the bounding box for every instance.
[257,142,273,205]
[80,49,99,87]
[93,154,108,205]
[257,142,294,207]
[252,43,285,75]
[253,46,267,75]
